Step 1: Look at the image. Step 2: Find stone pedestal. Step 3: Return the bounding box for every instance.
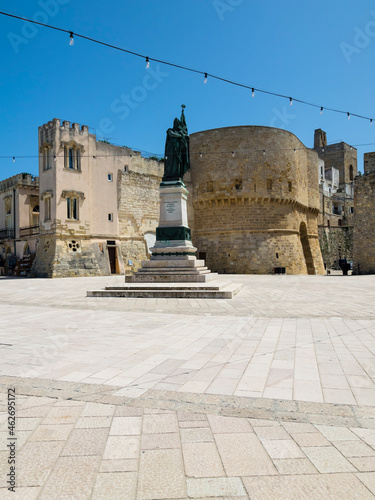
[126,180,217,284]
[88,180,243,298]
[150,182,196,260]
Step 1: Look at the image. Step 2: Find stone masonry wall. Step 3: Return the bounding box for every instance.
[353,171,375,274]
[118,169,161,271]
[189,126,324,275]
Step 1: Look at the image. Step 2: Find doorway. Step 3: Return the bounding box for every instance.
[107,245,118,274]
[299,222,315,275]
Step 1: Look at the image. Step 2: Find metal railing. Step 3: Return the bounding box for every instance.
[0,228,14,240]
[19,225,40,237]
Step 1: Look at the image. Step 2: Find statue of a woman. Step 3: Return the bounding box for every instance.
[163,105,190,182]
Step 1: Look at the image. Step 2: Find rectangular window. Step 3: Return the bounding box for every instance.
[108,173,113,182]
[43,149,50,170]
[108,213,113,221]
[44,197,51,221]
[288,181,292,191]
[67,197,79,220]
[69,149,73,169]
[76,149,80,170]
[64,147,81,170]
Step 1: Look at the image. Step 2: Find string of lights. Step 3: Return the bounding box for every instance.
[1,9,375,124]
[2,141,373,163]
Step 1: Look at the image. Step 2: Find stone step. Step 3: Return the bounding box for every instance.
[142,259,206,268]
[87,282,243,299]
[105,283,224,291]
[135,267,210,274]
[125,273,219,283]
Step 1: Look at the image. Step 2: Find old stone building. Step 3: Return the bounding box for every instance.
[0,173,39,273]
[5,120,359,277]
[187,126,325,275]
[353,153,375,274]
[0,118,163,277]
[314,129,357,268]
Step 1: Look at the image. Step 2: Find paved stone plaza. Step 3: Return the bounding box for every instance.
[1,274,375,499]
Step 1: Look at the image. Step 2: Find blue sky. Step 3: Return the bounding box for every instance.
[1,0,375,179]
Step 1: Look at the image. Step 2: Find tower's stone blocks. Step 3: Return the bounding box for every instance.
[188,126,325,275]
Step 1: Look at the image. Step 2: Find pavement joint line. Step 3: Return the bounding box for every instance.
[1,375,375,429]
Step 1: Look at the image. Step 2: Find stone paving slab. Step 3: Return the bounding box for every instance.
[0,275,375,498]
[0,388,375,499]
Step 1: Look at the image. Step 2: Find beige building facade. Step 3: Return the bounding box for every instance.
[31,118,163,277]
[314,129,357,269]
[0,174,39,274]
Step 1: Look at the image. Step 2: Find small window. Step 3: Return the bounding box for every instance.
[350,207,354,214]
[44,198,51,221]
[69,149,73,169]
[65,146,81,170]
[124,165,128,173]
[349,164,354,181]
[108,213,113,221]
[108,173,113,182]
[288,181,292,191]
[67,197,79,220]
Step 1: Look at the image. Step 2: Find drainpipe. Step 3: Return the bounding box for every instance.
[13,187,16,257]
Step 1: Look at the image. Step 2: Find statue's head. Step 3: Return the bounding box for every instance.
[173,118,180,129]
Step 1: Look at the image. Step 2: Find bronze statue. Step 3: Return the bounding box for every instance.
[163,105,190,182]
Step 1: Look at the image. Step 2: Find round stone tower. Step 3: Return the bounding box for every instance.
[188,126,325,275]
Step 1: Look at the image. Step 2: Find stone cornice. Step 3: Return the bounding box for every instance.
[192,196,319,214]
[61,190,85,200]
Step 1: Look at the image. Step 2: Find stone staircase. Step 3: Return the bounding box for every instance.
[87,281,243,299]
[87,258,243,299]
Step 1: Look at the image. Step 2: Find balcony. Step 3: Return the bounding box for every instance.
[0,228,15,240]
[19,225,40,238]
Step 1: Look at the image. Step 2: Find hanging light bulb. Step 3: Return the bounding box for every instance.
[289,97,293,106]
[231,151,235,158]
[320,107,323,115]
[347,112,350,120]
[146,57,150,69]
[293,148,296,153]
[204,73,208,84]
[12,156,15,163]
[53,155,56,162]
[252,88,255,98]
[262,150,266,156]
[69,32,74,46]
[199,152,203,158]
[92,155,96,160]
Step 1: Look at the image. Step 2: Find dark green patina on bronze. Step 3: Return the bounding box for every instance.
[156,226,191,242]
[163,105,190,183]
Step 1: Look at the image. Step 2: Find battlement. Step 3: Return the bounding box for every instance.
[0,173,39,193]
[40,118,89,134]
